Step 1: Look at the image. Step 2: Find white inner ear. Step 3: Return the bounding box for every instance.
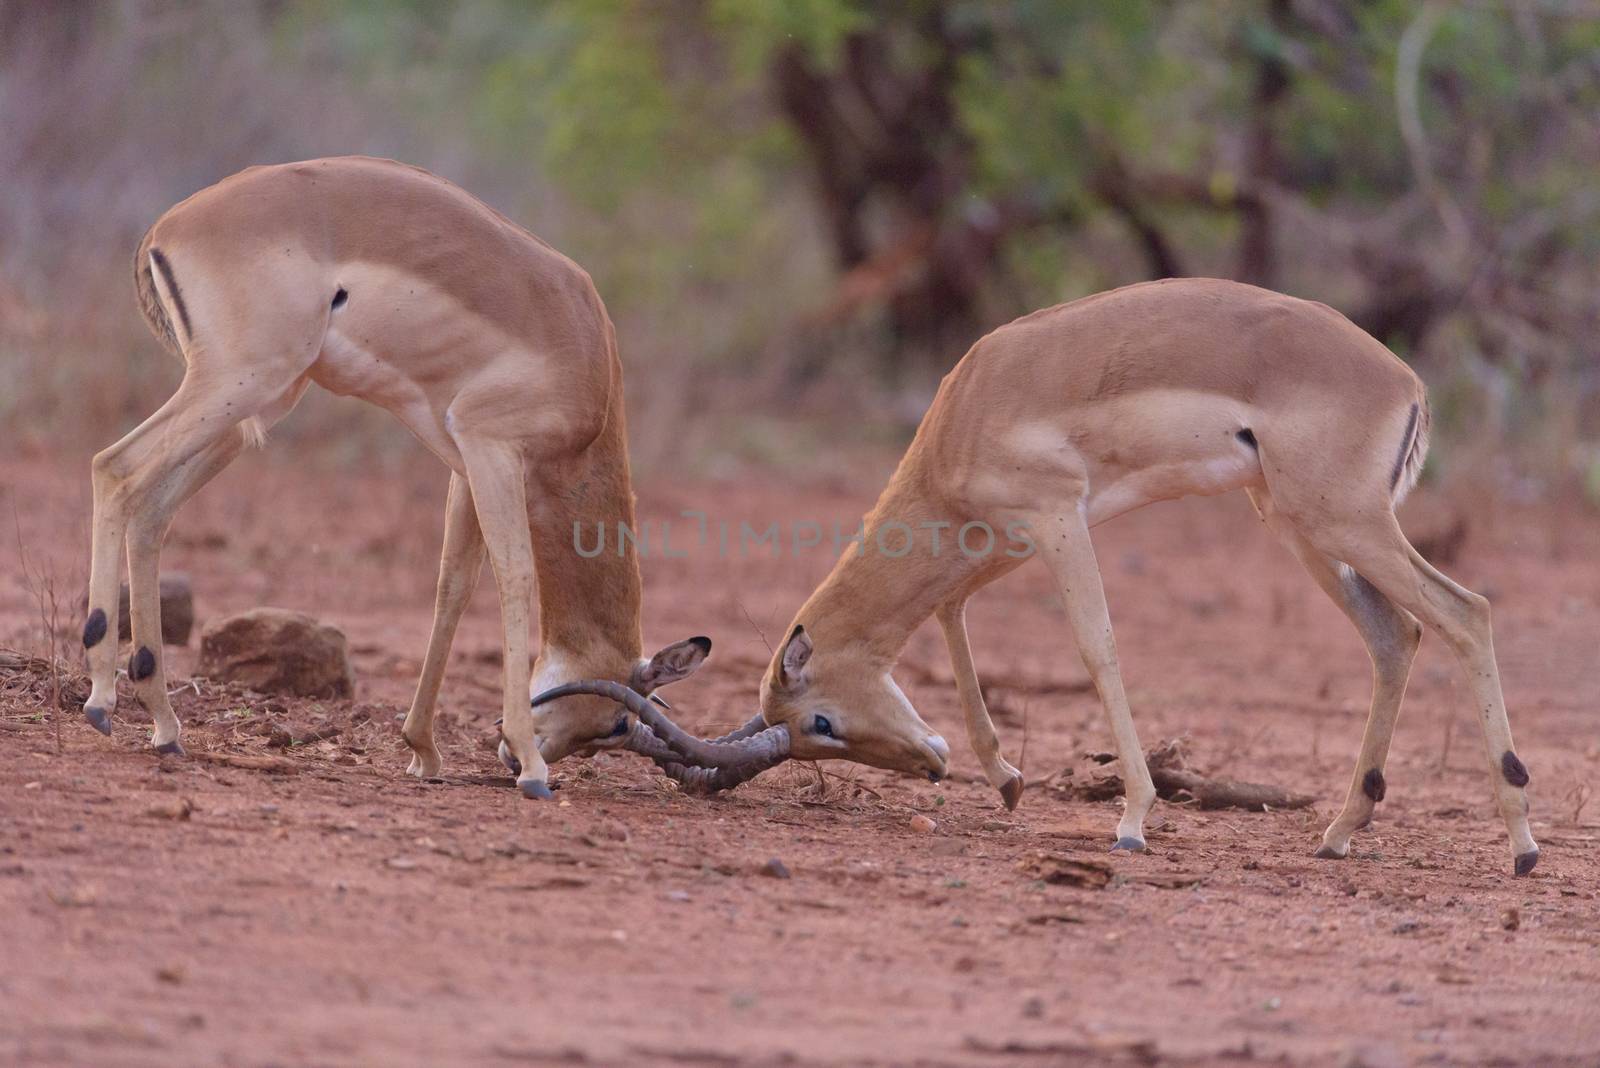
[639,638,709,691]
[780,628,813,688]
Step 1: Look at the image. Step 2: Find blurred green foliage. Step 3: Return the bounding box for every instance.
[1,0,1595,491]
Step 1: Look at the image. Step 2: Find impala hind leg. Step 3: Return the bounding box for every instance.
[935,599,1024,810]
[454,438,549,798]
[84,372,303,740]
[402,472,486,778]
[1247,489,1421,859]
[122,377,311,753]
[1309,514,1538,875]
[1026,508,1156,850]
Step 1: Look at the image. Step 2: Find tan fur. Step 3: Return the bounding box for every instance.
[87,158,657,788]
[760,278,1536,870]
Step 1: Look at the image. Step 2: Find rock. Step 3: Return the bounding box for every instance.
[196,608,355,698]
[760,857,792,880]
[1501,907,1520,931]
[145,797,194,821]
[78,573,195,646]
[909,813,937,834]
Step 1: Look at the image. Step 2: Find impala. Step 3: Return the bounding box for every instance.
[542,277,1540,875]
[85,156,721,797]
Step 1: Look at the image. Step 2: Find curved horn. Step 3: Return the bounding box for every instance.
[707,712,769,744]
[533,680,790,770]
[655,751,787,794]
[616,720,685,764]
[616,720,781,792]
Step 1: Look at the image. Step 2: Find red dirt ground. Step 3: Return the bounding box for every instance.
[2,451,1597,1067]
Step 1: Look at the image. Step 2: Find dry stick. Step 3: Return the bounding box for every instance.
[820,766,883,801]
[13,507,64,753]
[733,597,774,655]
[1437,713,1454,776]
[190,751,300,773]
[1019,697,1032,780]
[1073,740,1315,812]
[1568,783,1592,827]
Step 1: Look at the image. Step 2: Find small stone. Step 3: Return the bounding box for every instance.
[1501,907,1520,931]
[155,964,186,984]
[909,813,937,833]
[385,856,419,870]
[1020,995,1045,1019]
[761,857,792,880]
[665,890,691,903]
[146,797,194,821]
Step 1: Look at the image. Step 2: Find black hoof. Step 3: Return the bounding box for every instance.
[519,779,554,800]
[1514,849,1539,877]
[999,775,1024,812]
[154,740,186,757]
[1110,836,1147,853]
[85,707,113,736]
[1314,845,1346,860]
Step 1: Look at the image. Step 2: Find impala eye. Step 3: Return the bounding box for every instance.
[609,717,629,737]
[812,714,835,738]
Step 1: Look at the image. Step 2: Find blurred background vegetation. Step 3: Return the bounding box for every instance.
[2,0,1596,498]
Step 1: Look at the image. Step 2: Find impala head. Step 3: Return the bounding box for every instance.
[527,635,713,763]
[760,625,950,781]
[530,628,949,790]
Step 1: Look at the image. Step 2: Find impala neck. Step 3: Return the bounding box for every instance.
[796,460,988,667]
[531,393,643,677]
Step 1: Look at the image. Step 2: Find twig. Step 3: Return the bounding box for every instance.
[190,751,300,773]
[734,597,774,655]
[1567,782,1592,826]
[1019,697,1031,777]
[13,506,65,753]
[1067,739,1315,811]
[819,766,883,800]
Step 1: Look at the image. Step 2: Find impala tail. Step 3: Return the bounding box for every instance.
[132,227,182,359]
[1391,393,1431,505]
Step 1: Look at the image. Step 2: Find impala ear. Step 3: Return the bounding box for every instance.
[633,635,712,692]
[776,625,813,692]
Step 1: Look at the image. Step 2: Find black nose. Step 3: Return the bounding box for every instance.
[928,770,943,783]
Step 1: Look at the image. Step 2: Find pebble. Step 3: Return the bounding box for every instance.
[909,814,937,833]
[761,857,791,880]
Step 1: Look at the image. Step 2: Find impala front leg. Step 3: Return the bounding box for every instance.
[456,438,549,799]
[936,599,1023,810]
[403,472,486,779]
[1028,507,1156,851]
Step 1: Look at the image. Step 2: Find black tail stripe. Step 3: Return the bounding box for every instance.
[1388,402,1419,492]
[148,247,192,341]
